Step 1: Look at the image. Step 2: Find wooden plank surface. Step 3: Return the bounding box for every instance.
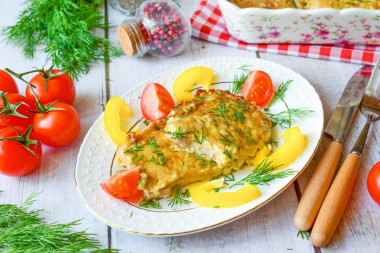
[0,0,379,252]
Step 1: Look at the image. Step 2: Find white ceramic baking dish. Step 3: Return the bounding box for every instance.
[218,0,380,44]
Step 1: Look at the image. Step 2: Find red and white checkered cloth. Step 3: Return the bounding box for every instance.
[190,0,380,65]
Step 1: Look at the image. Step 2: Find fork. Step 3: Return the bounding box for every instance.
[310,58,380,247]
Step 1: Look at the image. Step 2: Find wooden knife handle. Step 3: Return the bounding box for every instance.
[311,153,361,247]
[293,141,343,231]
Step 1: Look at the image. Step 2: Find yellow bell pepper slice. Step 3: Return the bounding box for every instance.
[173,66,214,101]
[256,126,306,171]
[188,178,261,208]
[104,96,131,147]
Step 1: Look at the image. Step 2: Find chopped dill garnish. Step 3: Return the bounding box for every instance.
[267,108,313,129]
[116,169,126,174]
[213,205,220,208]
[189,152,215,166]
[230,65,251,94]
[224,174,235,185]
[223,149,233,159]
[143,119,149,126]
[148,137,159,152]
[270,138,279,147]
[194,126,206,145]
[195,96,206,102]
[214,188,220,192]
[231,109,245,123]
[137,177,147,189]
[168,186,192,209]
[231,159,296,188]
[165,127,192,140]
[131,155,138,166]
[219,132,234,146]
[124,142,146,154]
[130,211,133,218]
[147,152,168,166]
[297,230,311,240]
[139,198,161,209]
[154,122,159,130]
[235,99,248,109]
[208,102,232,124]
[266,80,292,110]
[236,129,242,135]
[246,127,256,144]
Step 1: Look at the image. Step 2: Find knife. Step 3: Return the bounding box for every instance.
[293,65,371,231]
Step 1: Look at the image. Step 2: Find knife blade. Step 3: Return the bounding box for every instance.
[325,65,371,142]
[294,65,371,232]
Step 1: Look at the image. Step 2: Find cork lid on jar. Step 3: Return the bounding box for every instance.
[117,23,145,57]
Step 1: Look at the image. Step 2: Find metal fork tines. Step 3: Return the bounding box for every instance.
[351,57,380,155]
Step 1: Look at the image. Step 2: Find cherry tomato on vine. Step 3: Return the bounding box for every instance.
[0,70,18,93]
[367,162,380,205]
[0,93,36,129]
[27,69,76,105]
[0,125,41,177]
[241,70,273,107]
[141,83,175,121]
[33,102,80,147]
[100,167,142,200]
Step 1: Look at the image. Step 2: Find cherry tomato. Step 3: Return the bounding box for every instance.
[141,83,175,121]
[0,93,36,129]
[241,70,273,107]
[26,69,75,105]
[0,70,18,93]
[0,126,41,177]
[33,102,80,147]
[367,162,380,205]
[100,167,142,200]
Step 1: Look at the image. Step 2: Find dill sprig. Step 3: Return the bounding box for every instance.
[168,187,192,209]
[246,127,256,144]
[0,193,118,252]
[139,198,161,209]
[231,109,245,123]
[208,102,232,123]
[194,126,206,145]
[219,132,234,146]
[165,127,192,140]
[189,152,215,166]
[223,174,235,185]
[223,149,233,159]
[267,108,314,129]
[124,142,146,154]
[147,152,168,166]
[297,230,311,240]
[137,177,147,189]
[230,159,296,188]
[230,64,251,94]
[2,0,123,80]
[266,80,293,110]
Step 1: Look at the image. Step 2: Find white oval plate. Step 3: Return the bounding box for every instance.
[75,57,324,236]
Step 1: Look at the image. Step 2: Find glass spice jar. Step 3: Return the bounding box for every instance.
[110,0,146,16]
[117,0,191,57]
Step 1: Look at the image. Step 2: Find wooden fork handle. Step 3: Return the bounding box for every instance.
[293,141,343,231]
[311,153,361,247]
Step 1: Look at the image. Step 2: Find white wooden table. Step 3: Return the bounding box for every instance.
[0,1,379,252]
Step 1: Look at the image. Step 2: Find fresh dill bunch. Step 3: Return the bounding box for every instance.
[168,186,192,209]
[165,126,192,140]
[0,193,118,252]
[230,65,252,94]
[231,159,296,188]
[266,80,293,110]
[267,108,314,129]
[223,174,235,185]
[297,230,311,240]
[2,0,123,80]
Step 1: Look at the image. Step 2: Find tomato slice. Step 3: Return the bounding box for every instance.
[141,83,175,121]
[100,167,142,200]
[241,70,273,106]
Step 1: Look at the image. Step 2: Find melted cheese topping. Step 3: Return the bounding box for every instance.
[117,90,271,199]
